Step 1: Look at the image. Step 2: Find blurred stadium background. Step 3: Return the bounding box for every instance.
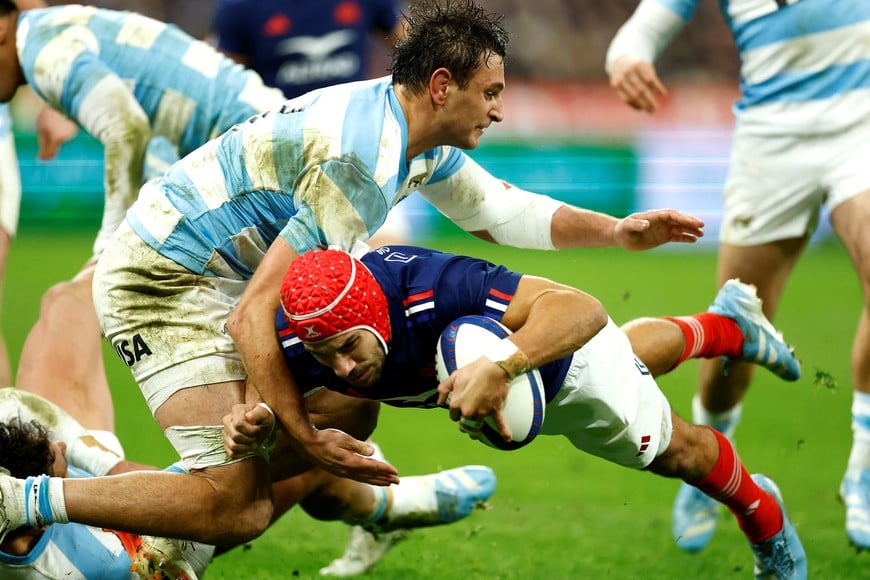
[7,0,833,244]
[5,1,857,577]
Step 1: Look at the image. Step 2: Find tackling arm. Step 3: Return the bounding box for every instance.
[226,237,398,486]
[422,155,703,251]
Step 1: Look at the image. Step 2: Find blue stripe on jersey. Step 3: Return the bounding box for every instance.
[428,148,465,184]
[732,0,869,53]
[341,82,389,173]
[387,87,410,187]
[0,105,10,138]
[655,0,699,21]
[129,188,295,276]
[740,59,870,108]
[51,524,134,577]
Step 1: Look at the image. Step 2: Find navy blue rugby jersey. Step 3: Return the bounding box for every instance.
[276,246,571,407]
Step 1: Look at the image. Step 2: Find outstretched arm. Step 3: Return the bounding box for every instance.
[422,156,704,251]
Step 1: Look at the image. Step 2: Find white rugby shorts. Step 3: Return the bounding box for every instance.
[540,319,673,470]
[92,222,247,416]
[720,116,870,246]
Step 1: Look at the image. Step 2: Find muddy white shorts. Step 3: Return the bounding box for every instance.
[93,221,247,416]
[720,117,870,246]
[540,318,673,470]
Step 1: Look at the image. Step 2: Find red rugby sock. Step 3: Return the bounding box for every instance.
[691,428,782,543]
[664,313,743,369]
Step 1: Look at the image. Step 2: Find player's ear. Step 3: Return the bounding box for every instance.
[429,68,452,107]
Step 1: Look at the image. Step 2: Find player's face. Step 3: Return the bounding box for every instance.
[49,441,69,478]
[444,53,505,149]
[305,329,387,389]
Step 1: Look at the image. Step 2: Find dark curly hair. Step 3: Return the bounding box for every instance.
[391,0,508,95]
[0,418,55,478]
[0,1,17,17]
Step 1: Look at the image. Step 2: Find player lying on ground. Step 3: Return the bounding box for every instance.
[226,245,806,579]
[0,386,495,578]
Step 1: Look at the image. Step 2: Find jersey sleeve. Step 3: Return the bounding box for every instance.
[430,255,523,326]
[21,22,152,258]
[419,154,562,249]
[605,0,695,72]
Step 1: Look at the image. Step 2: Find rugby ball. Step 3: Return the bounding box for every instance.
[436,315,545,450]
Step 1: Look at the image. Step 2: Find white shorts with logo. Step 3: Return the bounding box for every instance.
[720,117,870,246]
[0,109,21,238]
[540,319,673,470]
[92,222,247,416]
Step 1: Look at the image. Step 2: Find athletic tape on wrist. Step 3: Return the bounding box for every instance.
[484,338,532,379]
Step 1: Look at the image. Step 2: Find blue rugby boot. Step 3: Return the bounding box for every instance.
[748,474,807,580]
[710,279,801,381]
[672,483,720,552]
[840,468,870,551]
[376,465,496,532]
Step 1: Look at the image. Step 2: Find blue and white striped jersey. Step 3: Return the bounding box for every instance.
[276,246,572,406]
[16,4,286,254]
[610,0,870,134]
[0,105,10,140]
[0,518,141,579]
[0,472,213,580]
[126,77,483,278]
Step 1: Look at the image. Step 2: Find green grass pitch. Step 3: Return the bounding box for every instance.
[5,228,864,578]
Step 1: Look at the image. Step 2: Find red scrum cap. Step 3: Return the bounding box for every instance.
[280,249,391,352]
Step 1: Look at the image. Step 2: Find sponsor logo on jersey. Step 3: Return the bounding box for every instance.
[277,30,360,86]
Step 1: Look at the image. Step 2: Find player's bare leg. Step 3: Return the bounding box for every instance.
[0,380,277,545]
[15,264,113,431]
[831,189,870,550]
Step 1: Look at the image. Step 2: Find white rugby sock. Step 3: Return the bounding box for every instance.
[692,394,742,440]
[23,475,68,526]
[847,391,870,471]
[380,475,436,525]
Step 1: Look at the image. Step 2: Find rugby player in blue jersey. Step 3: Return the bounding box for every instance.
[607,0,870,550]
[240,245,805,578]
[0,0,703,549]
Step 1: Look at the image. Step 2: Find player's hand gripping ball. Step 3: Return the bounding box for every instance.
[436,315,545,450]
